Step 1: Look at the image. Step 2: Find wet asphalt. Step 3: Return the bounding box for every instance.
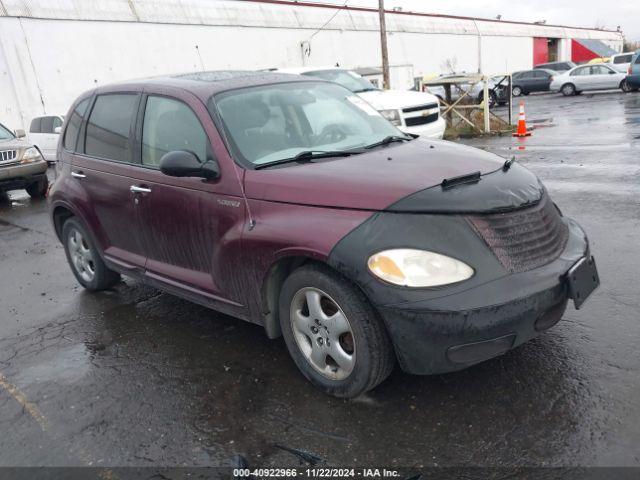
[0,90,639,470]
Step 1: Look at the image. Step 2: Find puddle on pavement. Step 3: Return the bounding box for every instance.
[15,343,91,386]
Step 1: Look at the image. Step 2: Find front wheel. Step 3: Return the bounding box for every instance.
[62,218,120,291]
[26,177,48,198]
[561,83,576,96]
[512,86,523,97]
[621,80,634,93]
[279,264,395,398]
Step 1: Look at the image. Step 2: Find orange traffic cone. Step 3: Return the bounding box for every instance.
[512,101,532,137]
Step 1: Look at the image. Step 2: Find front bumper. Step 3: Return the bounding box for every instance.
[375,219,590,375]
[0,160,48,190]
[400,116,446,139]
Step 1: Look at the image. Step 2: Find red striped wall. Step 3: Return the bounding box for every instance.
[571,39,599,62]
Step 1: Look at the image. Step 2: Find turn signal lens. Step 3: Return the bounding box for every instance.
[367,249,474,288]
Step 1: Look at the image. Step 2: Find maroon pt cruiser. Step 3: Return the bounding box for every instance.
[48,71,599,398]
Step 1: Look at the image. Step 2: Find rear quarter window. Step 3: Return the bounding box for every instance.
[63,99,90,152]
[85,94,138,162]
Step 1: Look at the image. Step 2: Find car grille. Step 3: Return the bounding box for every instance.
[401,102,440,128]
[405,112,439,127]
[0,150,17,163]
[466,197,569,273]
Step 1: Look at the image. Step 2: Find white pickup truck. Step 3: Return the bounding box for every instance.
[276,67,446,139]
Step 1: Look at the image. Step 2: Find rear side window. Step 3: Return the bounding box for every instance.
[41,117,55,134]
[85,94,138,162]
[64,99,90,151]
[141,96,209,167]
[30,118,42,133]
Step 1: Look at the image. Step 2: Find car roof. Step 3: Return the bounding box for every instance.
[274,66,344,75]
[91,70,318,101]
[515,69,555,74]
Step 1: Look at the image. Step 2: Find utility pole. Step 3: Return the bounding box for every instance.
[378,0,390,89]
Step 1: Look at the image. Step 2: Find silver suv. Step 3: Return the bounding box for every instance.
[0,122,48,198]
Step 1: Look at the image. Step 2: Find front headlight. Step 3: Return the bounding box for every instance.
[379,109,402,126]
[20,147,42,164]
[368,249,474,287]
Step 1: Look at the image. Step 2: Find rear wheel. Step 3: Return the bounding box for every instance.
[25,177,48,198]
[621,79,634,93]
[62,218,120,291]
[561,83,576,96]
[478,91,498,108]
[279,264,394,398]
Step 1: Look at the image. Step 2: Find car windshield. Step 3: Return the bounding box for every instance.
[212,81,403,167]
[0,123,15,140]
[303,70,378,93]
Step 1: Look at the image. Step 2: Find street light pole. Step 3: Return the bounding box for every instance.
[378,0,390,89]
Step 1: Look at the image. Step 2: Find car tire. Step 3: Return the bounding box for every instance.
[25,177,48,198]
[621,80,633,93]
[279,263,395,398]
[512,86,523,97]
[561,83,576,96]
[62,217,120,291]
[478,92,498,108]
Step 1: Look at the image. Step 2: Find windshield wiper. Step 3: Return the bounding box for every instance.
[363,135,413,150]
[354,87,378,93]
[254,150,362,170]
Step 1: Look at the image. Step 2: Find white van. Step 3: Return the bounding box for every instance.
[275,67,446,139]
[609,53,635,73]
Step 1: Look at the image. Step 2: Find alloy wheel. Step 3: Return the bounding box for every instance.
[290,287,356,380]
[68,228,96,283]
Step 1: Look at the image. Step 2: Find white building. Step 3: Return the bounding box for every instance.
[0,0,624,130]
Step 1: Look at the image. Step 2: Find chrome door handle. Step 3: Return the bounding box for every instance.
[130,185,152,194]
[71,171,86,179]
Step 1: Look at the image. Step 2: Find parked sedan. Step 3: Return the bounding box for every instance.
[49,71,599,398]
[511,69,555,96]
[534,61,576,72]
[550,64,630,96]
[425,74,509,107]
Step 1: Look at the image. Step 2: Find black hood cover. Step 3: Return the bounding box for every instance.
[386,162,544,213]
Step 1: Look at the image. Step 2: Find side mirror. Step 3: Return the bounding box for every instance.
[54,126,62,134]
[159,150,219,179]
[609,70,616,74]
[15,129,26,138]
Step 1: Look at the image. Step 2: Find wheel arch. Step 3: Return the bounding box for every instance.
[261,254,337,339]
[52,204,76,241]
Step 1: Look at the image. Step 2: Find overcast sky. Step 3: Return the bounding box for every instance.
[316,0,640,41]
